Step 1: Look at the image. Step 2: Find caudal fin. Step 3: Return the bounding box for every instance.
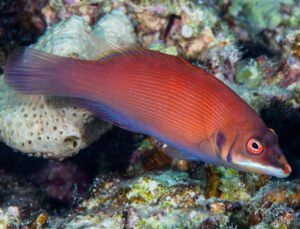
[4,48,77,96]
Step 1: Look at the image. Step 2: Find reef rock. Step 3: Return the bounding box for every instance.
[33,170,299,228]
[93,9,137,44]
[0,206,20,229]
[47,171,233,228]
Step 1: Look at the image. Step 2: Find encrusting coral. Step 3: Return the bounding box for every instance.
[93,9,137,44]
[51,171,232,228]
[0,206,20,229]
[7,169,293,228]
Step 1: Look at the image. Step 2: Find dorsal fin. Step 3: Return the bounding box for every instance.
[95,46,146,62]
[93,44,191,70]
[81,31,185,64]
[77,31,135,60]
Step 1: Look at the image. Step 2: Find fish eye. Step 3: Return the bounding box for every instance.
[246,138,264,154]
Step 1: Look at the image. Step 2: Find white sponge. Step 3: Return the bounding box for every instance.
[1,16,113,159]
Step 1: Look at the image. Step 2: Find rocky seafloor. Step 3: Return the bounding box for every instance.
[0,0,299,228]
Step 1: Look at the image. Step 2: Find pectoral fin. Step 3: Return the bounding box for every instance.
[162,144,198,160]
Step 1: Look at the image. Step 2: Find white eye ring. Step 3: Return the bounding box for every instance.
[247,138,263,154]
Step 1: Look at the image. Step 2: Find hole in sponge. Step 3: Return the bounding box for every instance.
[64,136,79,150]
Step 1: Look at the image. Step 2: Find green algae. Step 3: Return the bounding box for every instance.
[235,59,264,89]
[78,171,231,228]
[227,0,291,33]
[215,166,251,202]
[127,177,168,203]
[149,43,178,56]
[219,75,296,112]
[136,138,157,153]
[150,170,191,187]
[123,171,195,205]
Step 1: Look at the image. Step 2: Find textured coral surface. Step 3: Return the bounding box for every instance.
[0,0,299,228]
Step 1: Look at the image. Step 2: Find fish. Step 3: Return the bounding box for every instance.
[4,44,291,178]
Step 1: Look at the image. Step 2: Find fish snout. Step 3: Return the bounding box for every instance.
[271,154,292,178]
[283,164,292,175]
[275,163,291,178]
[259,146,291,178]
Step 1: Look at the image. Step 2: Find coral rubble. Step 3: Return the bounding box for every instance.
[20,170,299,228]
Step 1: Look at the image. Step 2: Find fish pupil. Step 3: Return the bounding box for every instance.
[252,142,259,149]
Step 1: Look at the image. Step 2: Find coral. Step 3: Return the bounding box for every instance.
[0,206,20,229]
[248,204,296,228]
[174,159,190,171]
[0,170,46,220]
[245,180,300,228]
[289,30,300,59]
[227,0,284,34]
[204,165,273,202]
[235,58,265,88]
[47,0,105,25]
[205,165,221,198]
[213,73,299,112]
[126,138,192,177]
[149,42,178,56]
[278,30,300,91]
[205,166,251,202]
[0,167,298,228]
[253,180,300,208]
[127,138,172,175]
[33,16,100,58]
[50,170,237,228]
[215,0,300,56]
[139,146,172,172]
[0,1,299,228]
[217,167,250,202]
[93,9,137,44]
[130,0,238,64]
[0,163,298,228]
[205,41,240,81]
[1,16,111,159]
[28,213,48,229]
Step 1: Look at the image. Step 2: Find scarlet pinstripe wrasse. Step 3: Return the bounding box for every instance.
[4,44,291,178]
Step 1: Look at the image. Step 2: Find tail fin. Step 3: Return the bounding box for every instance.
[4,48,78,96]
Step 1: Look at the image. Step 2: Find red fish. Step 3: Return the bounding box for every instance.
[4,46,291,177]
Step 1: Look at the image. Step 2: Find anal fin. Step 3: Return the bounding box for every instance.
[70,98,142,133]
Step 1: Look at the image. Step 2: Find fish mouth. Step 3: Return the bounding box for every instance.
[271,152,292,178]
[232,160,292,178]
[280,164,292,178]
[265,164,291,178]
